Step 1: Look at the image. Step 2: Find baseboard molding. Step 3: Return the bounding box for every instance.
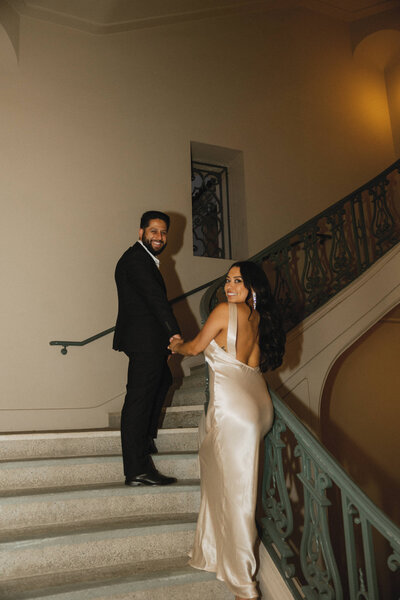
[258,543,294,600]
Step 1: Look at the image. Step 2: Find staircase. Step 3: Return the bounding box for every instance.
[0,366,232,599]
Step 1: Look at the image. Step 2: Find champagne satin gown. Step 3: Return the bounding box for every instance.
[189,302,274,598]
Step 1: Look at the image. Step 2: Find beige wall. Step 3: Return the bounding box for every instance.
[0,8,396,431]
[321,305,400,526]
[386,59,400,156]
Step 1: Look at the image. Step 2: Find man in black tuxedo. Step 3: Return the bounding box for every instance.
[113,210,181,486]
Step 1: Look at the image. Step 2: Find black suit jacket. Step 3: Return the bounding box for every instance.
[113,242,180,354]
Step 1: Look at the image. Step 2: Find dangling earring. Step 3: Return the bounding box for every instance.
[252,291,257,310]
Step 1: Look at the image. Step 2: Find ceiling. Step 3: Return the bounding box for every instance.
[6,0,400,34]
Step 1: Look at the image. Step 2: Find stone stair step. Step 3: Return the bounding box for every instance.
[0,515,197,581]
[0,428,199,460]
[1,558,231,600]
[169,387,206,406]
[0,364,212,600]
[162,405,203,428]
[179,368,206,390]
[0,453,199,491]
[109,405,203,430]
[0,482,200,531]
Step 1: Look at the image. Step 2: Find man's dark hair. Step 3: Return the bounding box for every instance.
[140,211,170,230]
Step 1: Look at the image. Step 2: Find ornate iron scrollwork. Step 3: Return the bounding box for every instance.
[204,161,400,335]
[387,549,400,573]
[261,415,296,579]
[192,161,231,259]
[295,445,343,600]
[326,206,356,292]
[369,178,397,257]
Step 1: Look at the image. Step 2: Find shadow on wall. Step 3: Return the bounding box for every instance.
[160,211,201,377]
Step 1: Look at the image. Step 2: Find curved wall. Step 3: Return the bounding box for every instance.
[320,304,400,525]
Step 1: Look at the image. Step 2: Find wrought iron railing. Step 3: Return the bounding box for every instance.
[200,160,400,330]
[261,390,400,599]
[198,159,400,598]
[51,160,400,354]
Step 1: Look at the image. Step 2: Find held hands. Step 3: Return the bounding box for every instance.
[168,334,183,354]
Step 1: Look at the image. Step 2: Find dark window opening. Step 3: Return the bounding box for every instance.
[191,161,231,259]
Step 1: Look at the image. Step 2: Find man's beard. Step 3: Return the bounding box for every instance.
[142,234,167,256]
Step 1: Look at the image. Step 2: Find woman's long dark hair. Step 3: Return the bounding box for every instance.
[229,261,286,372]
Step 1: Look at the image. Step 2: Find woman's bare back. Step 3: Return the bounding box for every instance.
[214,302,260,367]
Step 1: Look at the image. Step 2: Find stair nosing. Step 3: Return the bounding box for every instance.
[0,427,199,442]
[0,515,198,549]
[0,451,199,468]
[1,563,221,600]
[0,482,201,505]
[163,405,203,413]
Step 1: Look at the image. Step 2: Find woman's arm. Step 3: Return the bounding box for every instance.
[168,303,228,356]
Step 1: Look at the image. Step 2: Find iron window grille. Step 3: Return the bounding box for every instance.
[191,161,232,259]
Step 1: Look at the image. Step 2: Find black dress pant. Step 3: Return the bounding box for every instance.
[121,351,172,478]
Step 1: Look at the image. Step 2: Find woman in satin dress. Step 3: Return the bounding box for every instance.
[168,261,285,600]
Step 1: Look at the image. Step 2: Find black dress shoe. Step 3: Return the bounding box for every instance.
[148,437,158,454]
[125,470,177,487]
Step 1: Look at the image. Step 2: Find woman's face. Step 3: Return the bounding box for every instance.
[224,267,249,304]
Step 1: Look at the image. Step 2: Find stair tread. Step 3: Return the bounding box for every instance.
[0,512,199,545]
[162,405,203,413]
[109,405,203,416]
[0,369,208,598]
[0,451,198,467]
[0,480,200,500]
[0,427,198,441]
[1,557,223,600]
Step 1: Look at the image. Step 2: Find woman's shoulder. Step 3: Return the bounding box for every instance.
[208,301,229,324]
[210,301,229,316]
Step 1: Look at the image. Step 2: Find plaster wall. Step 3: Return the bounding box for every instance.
[386,60,400,156]
[321,305,400,525]
[0,8,396,430]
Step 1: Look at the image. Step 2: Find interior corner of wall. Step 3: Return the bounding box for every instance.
[0,0,20,63]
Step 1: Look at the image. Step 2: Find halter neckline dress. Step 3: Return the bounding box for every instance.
[189,302,274,598]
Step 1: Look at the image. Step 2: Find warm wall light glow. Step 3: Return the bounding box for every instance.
[357,75,391,130]
[386,60,400,154]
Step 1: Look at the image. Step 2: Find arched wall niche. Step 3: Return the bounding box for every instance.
[353,28,400,71]
[351,7,400,54]
[319,302,400,527]
[0,0,19,64]
[353,28,400,157]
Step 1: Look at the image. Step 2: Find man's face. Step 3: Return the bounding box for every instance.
[139,218,168,256]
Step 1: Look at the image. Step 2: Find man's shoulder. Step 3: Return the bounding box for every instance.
[117,242,147,264]
[115,243,159,283]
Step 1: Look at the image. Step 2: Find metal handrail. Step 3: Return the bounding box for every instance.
[49,327,116,356]
[49,279,222,354]
[200,159,400,329]
[50,159,400,354]
[260,390,400,599]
